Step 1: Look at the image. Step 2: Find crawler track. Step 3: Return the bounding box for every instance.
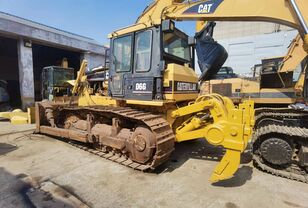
[253,108,308,183]
[69,141,156,171]
[38,105,175,171]
[255,108,308,127]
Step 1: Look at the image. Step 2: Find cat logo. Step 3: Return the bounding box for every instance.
[183,0,223,15]
[198,3,213,14]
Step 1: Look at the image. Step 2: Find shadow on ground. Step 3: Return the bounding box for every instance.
[155,139,253,187]
[0,167,35,208]
[212,166,253,187]
[0,143,18,155]
[0,167,87,208]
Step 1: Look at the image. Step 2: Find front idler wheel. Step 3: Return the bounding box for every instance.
[128,127,156,164]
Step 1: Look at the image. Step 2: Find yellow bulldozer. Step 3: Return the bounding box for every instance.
[35,0,308,183]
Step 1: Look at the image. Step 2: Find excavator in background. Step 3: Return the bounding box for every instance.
[202,34,307,106]
[202,30,308,182]
[35,0,308,183]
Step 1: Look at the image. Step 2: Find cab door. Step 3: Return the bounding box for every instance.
[126,29,155,100]
[109,34,133,97]
[109,28,161,101]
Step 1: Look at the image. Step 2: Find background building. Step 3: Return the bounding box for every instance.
[0,12,108,109]
[213,22,298,76]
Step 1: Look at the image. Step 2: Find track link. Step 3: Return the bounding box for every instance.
[69,141,152,171]
[39,105,175,171]
[255,107,308,127]
[253,124,308,183]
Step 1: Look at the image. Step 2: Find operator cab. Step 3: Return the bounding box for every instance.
[108,20,227,102]
[41,66,74,101]
[109,20,195,102]
[212,67,238,80]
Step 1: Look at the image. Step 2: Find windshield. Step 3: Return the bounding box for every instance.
[217,68,228,75]
[163,30,190,62]
[53,69,74,87]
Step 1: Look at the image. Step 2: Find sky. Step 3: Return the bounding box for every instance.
[0,0,195,45]
[0,1,294,75]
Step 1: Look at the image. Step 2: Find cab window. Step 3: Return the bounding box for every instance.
[134,30,152,72]
[163,30,190,62]
[113,35,132,72]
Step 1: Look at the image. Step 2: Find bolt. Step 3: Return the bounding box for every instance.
[230,128,238,136]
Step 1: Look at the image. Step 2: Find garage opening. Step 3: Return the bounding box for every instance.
[32,44,81,101]
[0,36,21,109]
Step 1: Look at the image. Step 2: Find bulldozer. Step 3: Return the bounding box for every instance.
[40,58,75,103]
[35,0,308,183]
[41,66,74,101]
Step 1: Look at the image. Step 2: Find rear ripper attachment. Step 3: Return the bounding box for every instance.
[172,94,255,182]
[35,101,175,171]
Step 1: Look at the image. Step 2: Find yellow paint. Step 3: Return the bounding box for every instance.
[280,34,306,73]
[164,93,198,102]
[201,76,299,105]
[67,80,75,86]
[171,94,254,182]
[72,60,88,94]
[251,98,295,104]
[0,108,35,124]
[78,94,117,107]
[11,116,28,125]
[196,21,207,33]
[210,149,241,182]
[163,64,198,102]
[304,34,308,53]
[126,100,173,106]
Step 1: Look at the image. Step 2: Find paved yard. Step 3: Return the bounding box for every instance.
[0,122,307,208]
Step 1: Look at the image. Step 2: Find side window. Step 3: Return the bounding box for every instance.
[113,35,132,72]
[134,30,152,72]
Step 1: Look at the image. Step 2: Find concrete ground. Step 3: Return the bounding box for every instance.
[0,122,307,208]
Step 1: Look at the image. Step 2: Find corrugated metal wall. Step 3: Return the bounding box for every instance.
[218,30,297,75]
[208,22,298,76]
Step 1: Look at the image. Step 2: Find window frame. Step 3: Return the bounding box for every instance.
[162,28,191,64]
[134,29,153,73]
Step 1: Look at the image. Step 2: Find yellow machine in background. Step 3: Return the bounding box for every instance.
[35,0,308,183]
[190,0,308,183]
[202,34,307,106]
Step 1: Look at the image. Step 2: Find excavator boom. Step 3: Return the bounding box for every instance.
[111,0,308,53]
